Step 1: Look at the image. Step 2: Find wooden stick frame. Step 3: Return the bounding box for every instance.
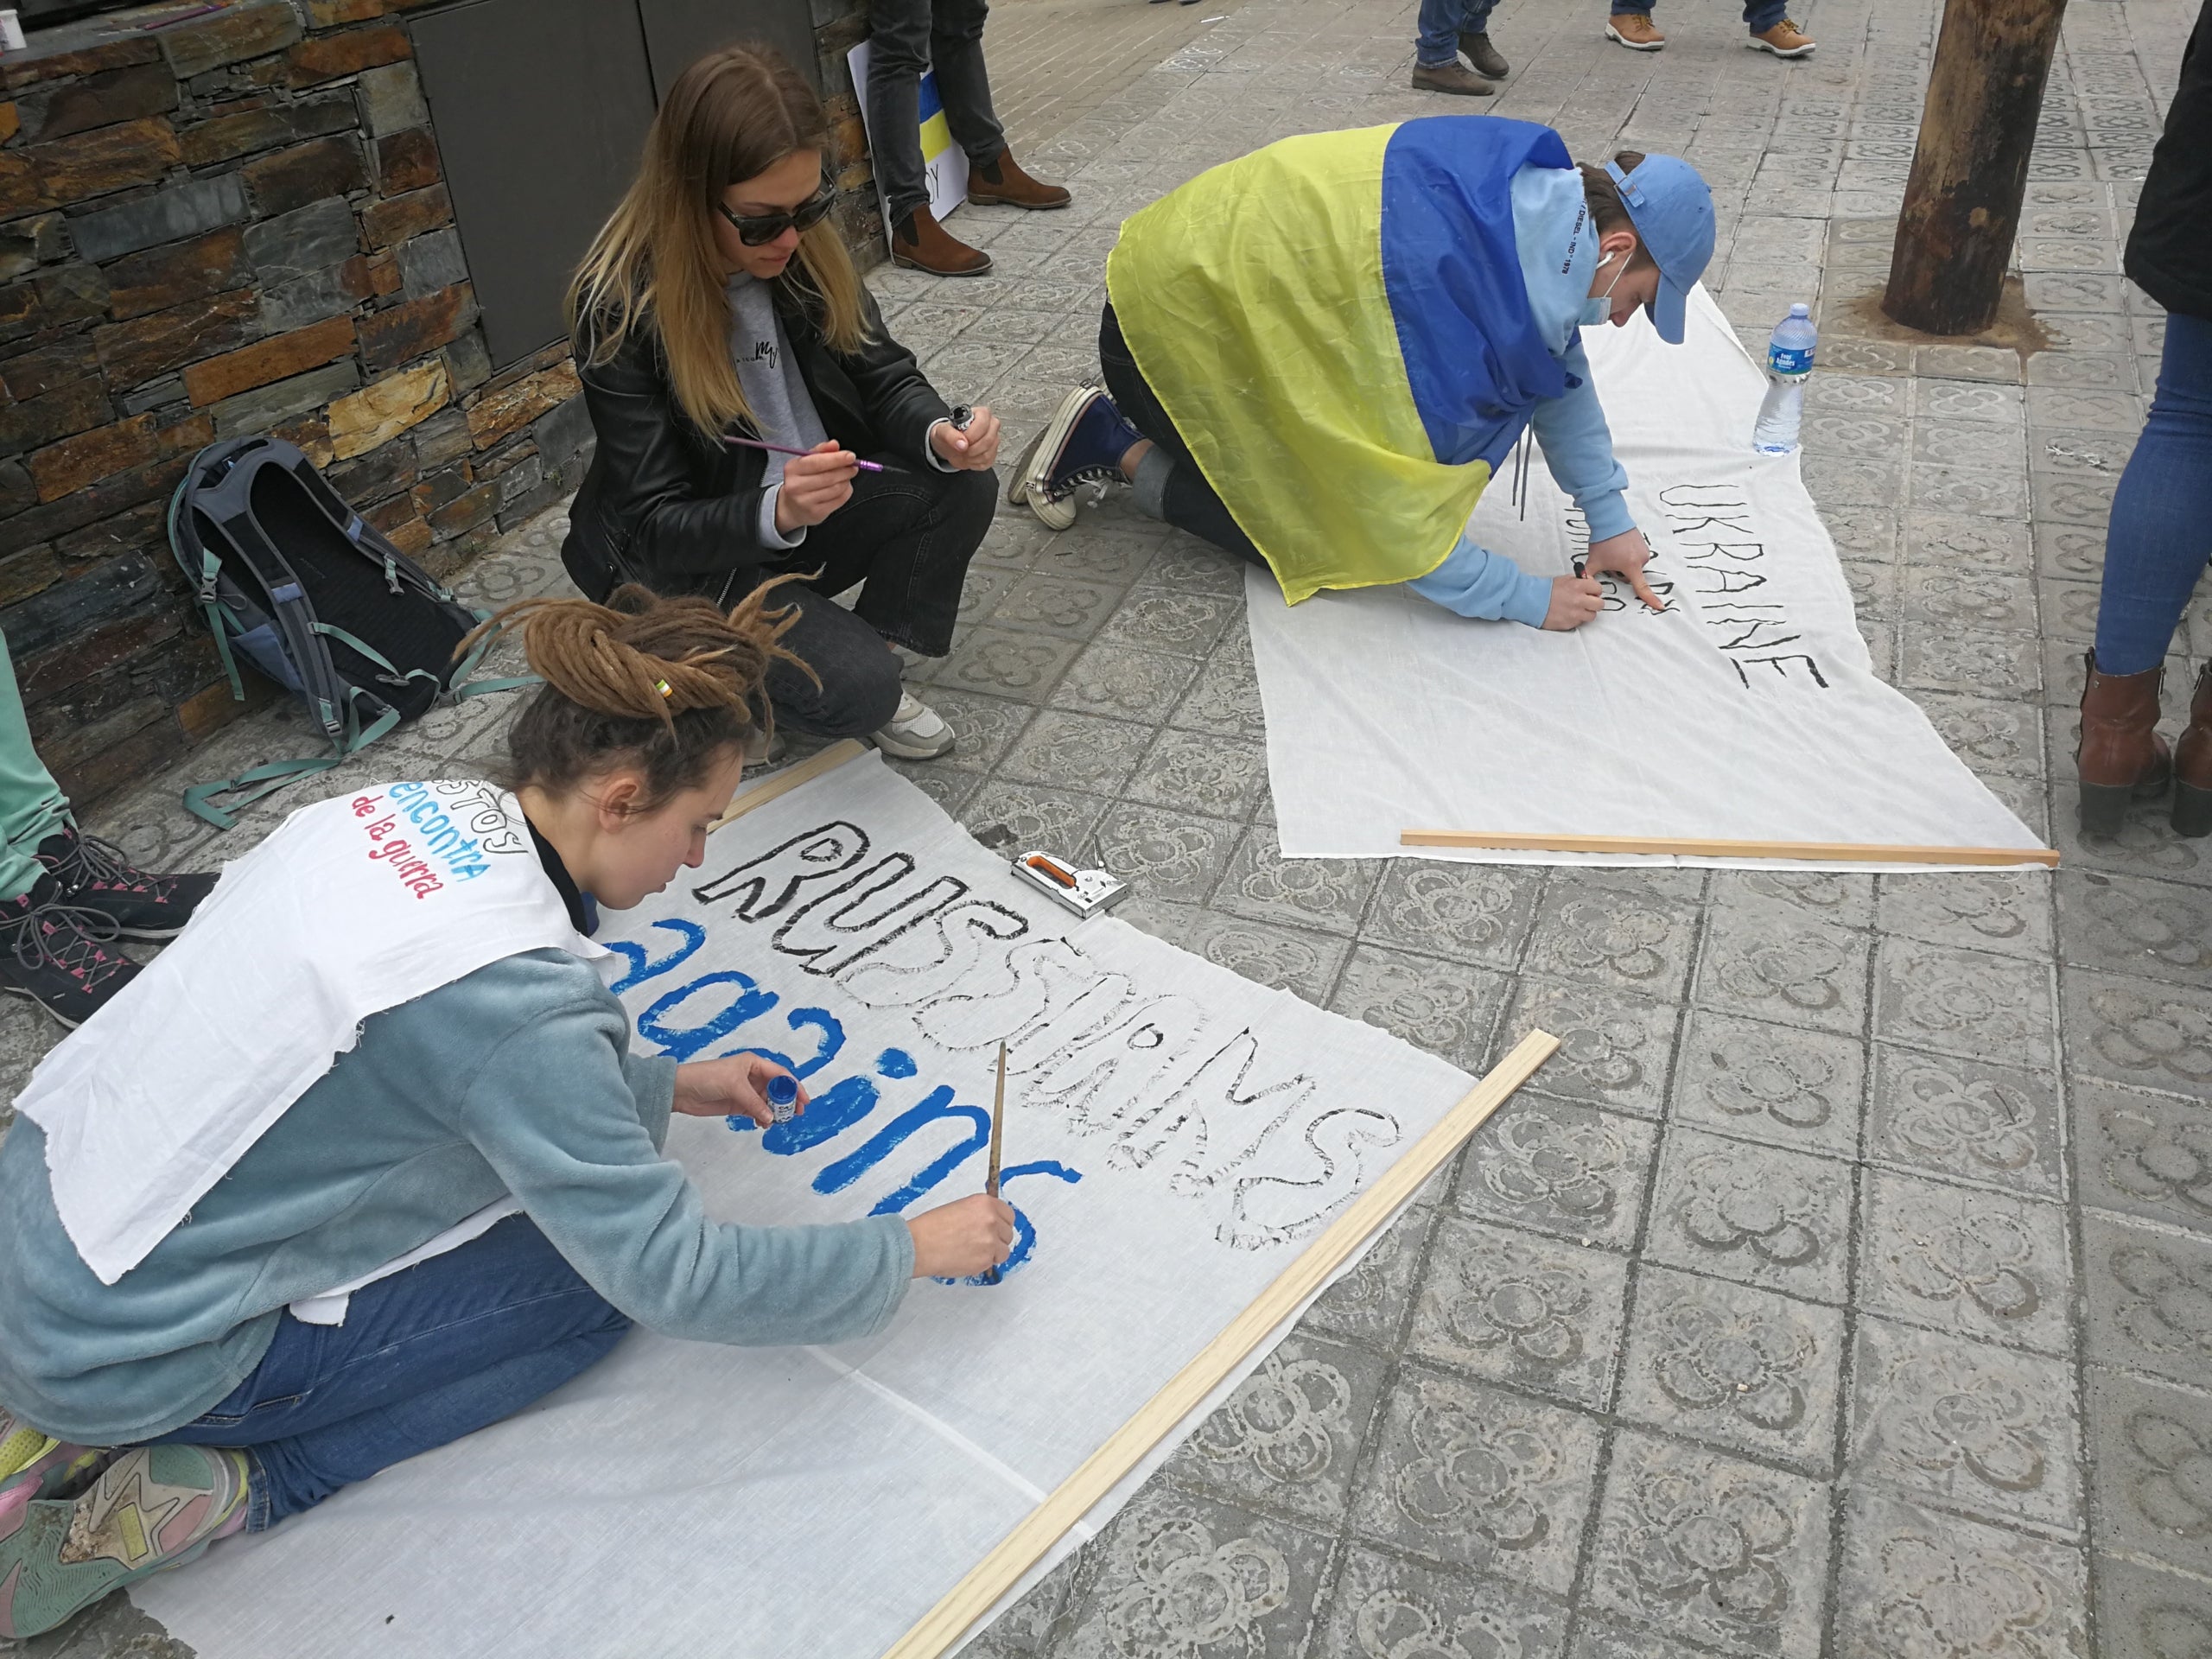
[1401,829,2060,868]
[880,1028,1560,1659]
[711,738,870,829]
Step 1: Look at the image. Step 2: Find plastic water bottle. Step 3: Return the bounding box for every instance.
[1753,303,1817,454]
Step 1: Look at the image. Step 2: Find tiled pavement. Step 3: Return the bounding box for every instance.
[10,0,2212,1652]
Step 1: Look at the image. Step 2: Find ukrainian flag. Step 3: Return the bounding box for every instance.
[1106,118,1574,602]
[918,70,954,168]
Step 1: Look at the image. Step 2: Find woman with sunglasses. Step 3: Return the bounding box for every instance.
[563,45,999,762]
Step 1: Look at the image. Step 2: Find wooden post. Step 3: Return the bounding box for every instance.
[1882,0,2069,336]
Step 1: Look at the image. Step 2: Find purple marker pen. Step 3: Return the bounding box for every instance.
[724,435,884,474]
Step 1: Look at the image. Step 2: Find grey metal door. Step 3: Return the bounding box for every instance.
[639,0,828,99]
[411,0,659,369]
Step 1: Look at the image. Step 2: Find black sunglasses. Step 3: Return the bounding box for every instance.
[718,186,836,246]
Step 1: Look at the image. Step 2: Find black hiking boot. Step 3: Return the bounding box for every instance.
[35,827,219,940]
[0,874,141,1028]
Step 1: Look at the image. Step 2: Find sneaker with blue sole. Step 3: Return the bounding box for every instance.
[1010,386,1146,531]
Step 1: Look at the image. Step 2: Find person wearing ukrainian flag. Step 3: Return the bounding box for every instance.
[1008,118,1715,632]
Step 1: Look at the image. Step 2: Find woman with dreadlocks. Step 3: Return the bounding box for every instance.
[0,584,1014,1637]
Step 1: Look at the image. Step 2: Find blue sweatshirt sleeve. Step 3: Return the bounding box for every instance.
[458,994,913,1347]
[1407,537,1554,626]
[1530,337,1634,543]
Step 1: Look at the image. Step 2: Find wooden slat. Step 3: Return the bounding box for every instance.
[878,1028,1561,1659]
[1400,830,2060,868]
[710,738,869,829]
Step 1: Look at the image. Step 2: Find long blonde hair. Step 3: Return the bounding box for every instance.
[569,46,872,438]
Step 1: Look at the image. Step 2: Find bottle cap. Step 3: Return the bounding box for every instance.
[1789,302,1810,317]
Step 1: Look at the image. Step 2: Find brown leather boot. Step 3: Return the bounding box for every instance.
[965,150,1071,211]
[2175,663,2212,837]
[2078,648,2172,836]
[892,206,992,277]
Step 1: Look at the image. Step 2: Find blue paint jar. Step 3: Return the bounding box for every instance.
[766,1072,799,1125]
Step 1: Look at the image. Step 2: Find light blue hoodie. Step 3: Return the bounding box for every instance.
[0,949,914,1444]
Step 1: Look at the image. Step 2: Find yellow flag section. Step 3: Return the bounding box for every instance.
[1105,125,1481,602]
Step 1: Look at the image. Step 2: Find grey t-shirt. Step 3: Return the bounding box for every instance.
[728,274,829,528]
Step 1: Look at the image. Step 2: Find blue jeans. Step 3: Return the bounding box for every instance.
[1611,0,1790,28]
[1416,0,1497,66]
[2094,312,2212,677]
[154,1217,629,1530]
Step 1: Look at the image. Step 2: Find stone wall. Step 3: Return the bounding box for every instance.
[0,0,594,804]
[0,0,885,810]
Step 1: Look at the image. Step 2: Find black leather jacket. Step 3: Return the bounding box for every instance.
[2127,0,2212,321]
[561,283,952,603]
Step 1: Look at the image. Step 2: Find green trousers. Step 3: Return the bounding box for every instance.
[0,629,70,903]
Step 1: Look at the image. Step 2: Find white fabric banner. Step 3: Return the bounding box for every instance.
[1246,284,2045,871]
[139,752,1473,1659]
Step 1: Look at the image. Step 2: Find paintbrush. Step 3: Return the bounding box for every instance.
[723,435,884,473]
[983,1040,1007,1285]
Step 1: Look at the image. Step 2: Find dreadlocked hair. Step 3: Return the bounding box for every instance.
[1579,149,1660,274]
[457,580,817,812]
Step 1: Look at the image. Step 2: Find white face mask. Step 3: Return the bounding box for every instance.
[1580,251,1628,327]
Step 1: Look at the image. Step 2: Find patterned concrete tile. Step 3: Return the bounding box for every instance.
[1727,868,1876,930]
[1096,588,1239,658]
[1833,1487,2087,1659]
[1875,871,2055,960]
[1898,692,2049,779]
[1905,511,2033,569]
[1110,895,1348,1004]
[1645,1127,1853,1302]
[1585,1429,1828,1658]
[2095,1554,2212,1659]
[1866,1046,2064,1198]
[1346,1366,1601,1595]
[2074,1080,2212,1236]
[1696,893,1871,1037]
[1212,823,1382,938]
[996,708,1153,792]
[987,571,1128,640]
[1456,1096,1655,1252]
[2057,871,2212,988]
[1123,728,1267,821]
[1328,944,1506,1075]
[1164,1332,1388,1530]
[1500,977,1679,1119]
[1092,803,1241,905]
[1407,1215,1630,1410]
[1568,1615,1715,1659]
[1314,1548,1568,1659]
[1874,940,2057,1067]
[1049,640,1205,721]
[1618,1264,1845,1471]
[900,687,1037,773]
[1361,861,1545,973]
[932,626,1084,701]
[1521,871,1701,1002]
[1055,1484,1332,1659]
[2083,1212,2212,1390]
[1859,1169,2073,1355]
[1669,1010,1866,1160]
[2064,969,2212,1096]
[958,778,1110,859]
[1166,647,1265,741]
[1300,1204,1434,1348]
[1847,1316,2082,1533]
[2088,1366,2212,1581]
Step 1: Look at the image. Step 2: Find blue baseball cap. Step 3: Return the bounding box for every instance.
[1603,155,1715,346]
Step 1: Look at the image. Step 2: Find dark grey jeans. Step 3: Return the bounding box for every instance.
[868,0,1007,230]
